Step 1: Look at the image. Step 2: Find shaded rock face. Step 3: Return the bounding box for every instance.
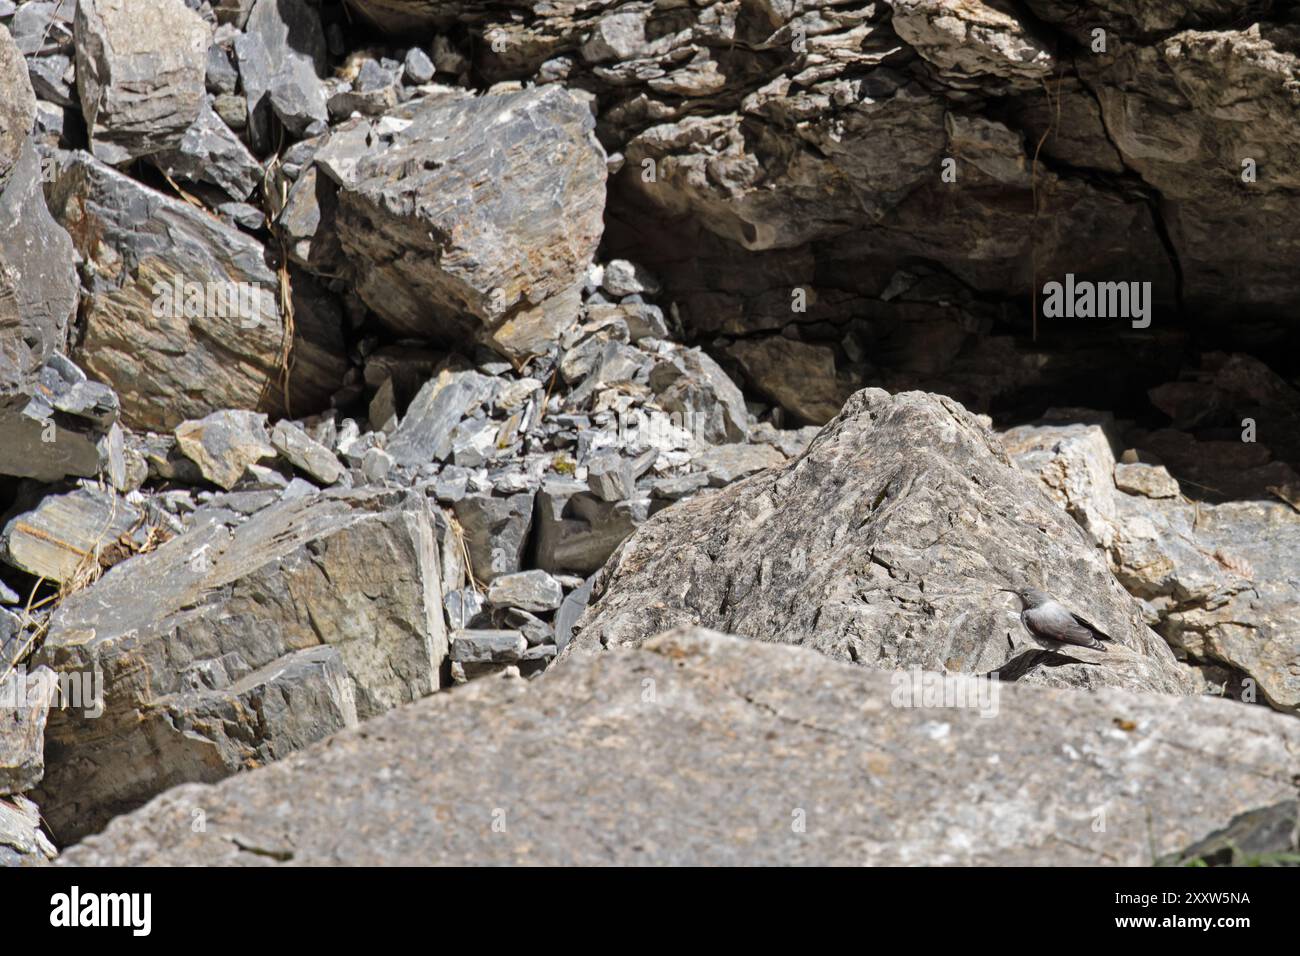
[45,152,346,430]
[56,628,1300,866]
[334,1,1300,425]
[572,389,1194,696]
[32,488,446,841]
[331,86,607,358]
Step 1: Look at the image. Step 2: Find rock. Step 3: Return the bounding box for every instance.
[451,492,534,584]
[1,485,142,584]
[726,338,857,426]
[0,136,78,395]
[175,410,277,490]
[449,629,526,664]
[572,390,1195,697]
[235,0,329,153]
[1160,800,1300,867]
[601,259,659,298]
[0,665,56,794]
[332,86,606,358]
[0,354,118,482]
[443,587,486,630]
[74,0,211,165]
[695,442,785,487]
[648,346,749,444]
[271,419,344,485]
[0,794,55,865]
[0,23,35,186]
[151,100,264,202]
[1006,413,1300,715]
[533,478,649,576]
[553,574,595,652]
[46,152,346,430]
[387,369,497,468]
[403,47,435,85]
[1114,462,1180,500]
[486,570,563,613]
[33,487,447,841]
[890,0,1053,89]
[585,452,636,503]
[56,628,1300,866]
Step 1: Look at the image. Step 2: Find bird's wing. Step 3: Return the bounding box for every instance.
[1025,604,1101,647]
[1070,611,1113,642]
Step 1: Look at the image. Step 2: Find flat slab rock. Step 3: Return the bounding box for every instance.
[57,628,1300,866]
[32,487,446,842]
[571,389,1196,697]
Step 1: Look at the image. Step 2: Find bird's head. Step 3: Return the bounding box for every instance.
[997,586,1050,608]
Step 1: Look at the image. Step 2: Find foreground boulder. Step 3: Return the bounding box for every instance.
[58,628,1300,865]
[572,389,1195,696]
[32,487,447,841]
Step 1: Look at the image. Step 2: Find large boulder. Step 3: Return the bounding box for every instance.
[328,86,606,359]
[32,487,448,841]
[57,628,1300,866]
[571,389,1195,696]
[46,152,346,430]
[74,0,212,165]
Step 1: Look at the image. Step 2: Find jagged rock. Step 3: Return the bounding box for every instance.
[331,86,606,358]
[486,570,563,613]
[1006,414,1300,714]
[387,369,496,468]
[451,492,534,584]
[46,152,346,430]
[0,354,118,482]
[0,23,35,185]
[0,665,56,795]
[175,410,277,491]
[56,628,1300,866]
[151,100,264,202]
[695,442,785,487]
[533,478,649,576]
[572,390,1195,697]
[726,337,858,426]
[0,485,142,584]
[271,420,344,485]
[890,0,1053,89]
[1114,462,1180,499]
[73,0,211,165]
[1,133,78,395]
[648,345,749,444]
[32,487,447,841]
[235,0,329,153]
[0,794,55,865]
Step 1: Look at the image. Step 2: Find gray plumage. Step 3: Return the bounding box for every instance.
[1000,587,1114,652]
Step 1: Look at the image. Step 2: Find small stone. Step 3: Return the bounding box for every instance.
[271,419,345,485]
[602,259,659,298]
[1114,462,1181,499]
[361,447,394,483]
[175,410,277,490]
[450,629,526,664]
[486,570,564,613]
[403,47,435,84]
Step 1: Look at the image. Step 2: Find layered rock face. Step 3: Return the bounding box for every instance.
[58,628,1300,866]
[571,389,1194,695]
[337,0,1300,424]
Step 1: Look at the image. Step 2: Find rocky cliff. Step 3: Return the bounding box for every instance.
[1,0,1297,866]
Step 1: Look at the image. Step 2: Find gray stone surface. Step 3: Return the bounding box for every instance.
[74,0,211,165]
[32,487,446,841]
[450,629,526,664]
[0,354,117,482]
[451,492,534,584]
[46,152,346,430]
[175,410,276,490]
[333,86,606,358]
[0,665,56,795]
[151,100,264,202]
[56,628,1300,866]
[235,0,329,153]
[486,570,563,613]
[0,485,142,584]
[271,419,344,485]
[573,390,1196,697]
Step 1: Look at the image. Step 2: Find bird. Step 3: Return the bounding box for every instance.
[998,587,1115,652]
